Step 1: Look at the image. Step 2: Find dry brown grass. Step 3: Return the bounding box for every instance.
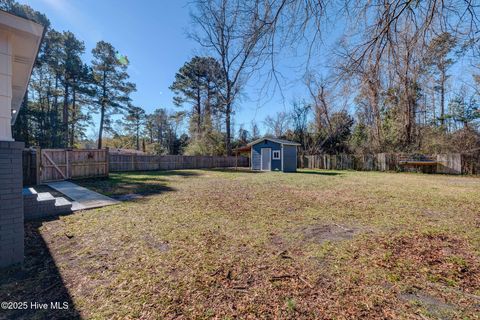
[1,169,479,319]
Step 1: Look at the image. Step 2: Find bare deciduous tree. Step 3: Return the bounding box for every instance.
[191,0,284,154]
[264,111,291,137]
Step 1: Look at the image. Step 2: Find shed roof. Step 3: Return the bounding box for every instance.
[233,145,251,154]
[247,137,301,146]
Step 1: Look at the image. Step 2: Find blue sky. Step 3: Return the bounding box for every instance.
[20,0,476,139]
[19,0,317,137]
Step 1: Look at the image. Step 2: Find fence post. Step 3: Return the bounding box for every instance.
[65,149,70,179]
[105,148,110,177]
[35,147,41,185]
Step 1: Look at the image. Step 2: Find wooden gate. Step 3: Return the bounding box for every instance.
[39,149,108,183]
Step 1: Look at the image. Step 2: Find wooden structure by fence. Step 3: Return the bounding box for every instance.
[23,148,108,185]
[109,153,249,172]
[298,153,476,174]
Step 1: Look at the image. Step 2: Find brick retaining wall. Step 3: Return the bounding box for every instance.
[0,141,24,267]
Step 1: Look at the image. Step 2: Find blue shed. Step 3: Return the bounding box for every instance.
[248,137,300,172]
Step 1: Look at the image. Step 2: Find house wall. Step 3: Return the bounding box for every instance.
[251,140,282,170]
[0,30,13,141]
[282,145,297,172]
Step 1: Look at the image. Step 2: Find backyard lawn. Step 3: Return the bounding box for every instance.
[1,169,479,319]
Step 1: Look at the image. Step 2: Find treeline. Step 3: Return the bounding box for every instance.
[3,0,254,155]
[333,28,480,154]
[259,30,480,154]
[3,0,187,154]
[184,0,480,155]
[4,0,480,156]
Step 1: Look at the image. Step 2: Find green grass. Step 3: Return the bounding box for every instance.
[1,169,479,319]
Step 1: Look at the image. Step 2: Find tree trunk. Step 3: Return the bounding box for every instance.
[440,69,446,129]
[366,79,382,149]
[52,75,59,147]
[39,89,46,145]
[431,84,436,125]
[225,102,231,155]
[204,84,212,132]
[404,88,412,145]
[70,85,76,147]
[196,86,202,136]
[62,82,69,148]
[98,70,107,149]
[136,125,140,150]
[98,104,105,149]
[225,78,232,156]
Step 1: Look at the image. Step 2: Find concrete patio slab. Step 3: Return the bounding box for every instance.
[47,181,120,211]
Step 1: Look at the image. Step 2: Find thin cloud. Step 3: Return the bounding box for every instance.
[39,0,103,43]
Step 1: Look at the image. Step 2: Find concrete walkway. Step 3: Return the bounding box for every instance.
[47,181,119,211]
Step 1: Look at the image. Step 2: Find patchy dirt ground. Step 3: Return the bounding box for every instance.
[1,169,479,319]
[301,224,361,244]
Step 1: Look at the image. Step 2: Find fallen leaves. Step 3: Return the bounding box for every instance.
[2,169,479,319]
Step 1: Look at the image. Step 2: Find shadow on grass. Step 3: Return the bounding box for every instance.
[297,170,344,176]
[204,167,262,174]
[117,170,201,177]
[206,168,343,175]
[107,170,202,182]
[74,170,202,197]
[0,220,80,320]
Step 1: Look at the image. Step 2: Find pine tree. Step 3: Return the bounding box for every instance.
[44,30,65,147]
[61,31,86,147]
[424,32,457,128]
[91,41,135,149]
[170,56,224,138]
[123,105,146,150]
[69,63,94,147]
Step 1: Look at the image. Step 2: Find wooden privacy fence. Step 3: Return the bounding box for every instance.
[299,154,403,172]
[298,153,479,174]
[23,148,249,185]
[461,152,480,174]
[22,148,477,185]
[23,148,108,185]
[109,153,249,172]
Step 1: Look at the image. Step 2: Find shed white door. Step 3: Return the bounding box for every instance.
[261,148,271,171]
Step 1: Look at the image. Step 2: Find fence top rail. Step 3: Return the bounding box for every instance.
[108,153,247,159]
[40,148,106,152]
